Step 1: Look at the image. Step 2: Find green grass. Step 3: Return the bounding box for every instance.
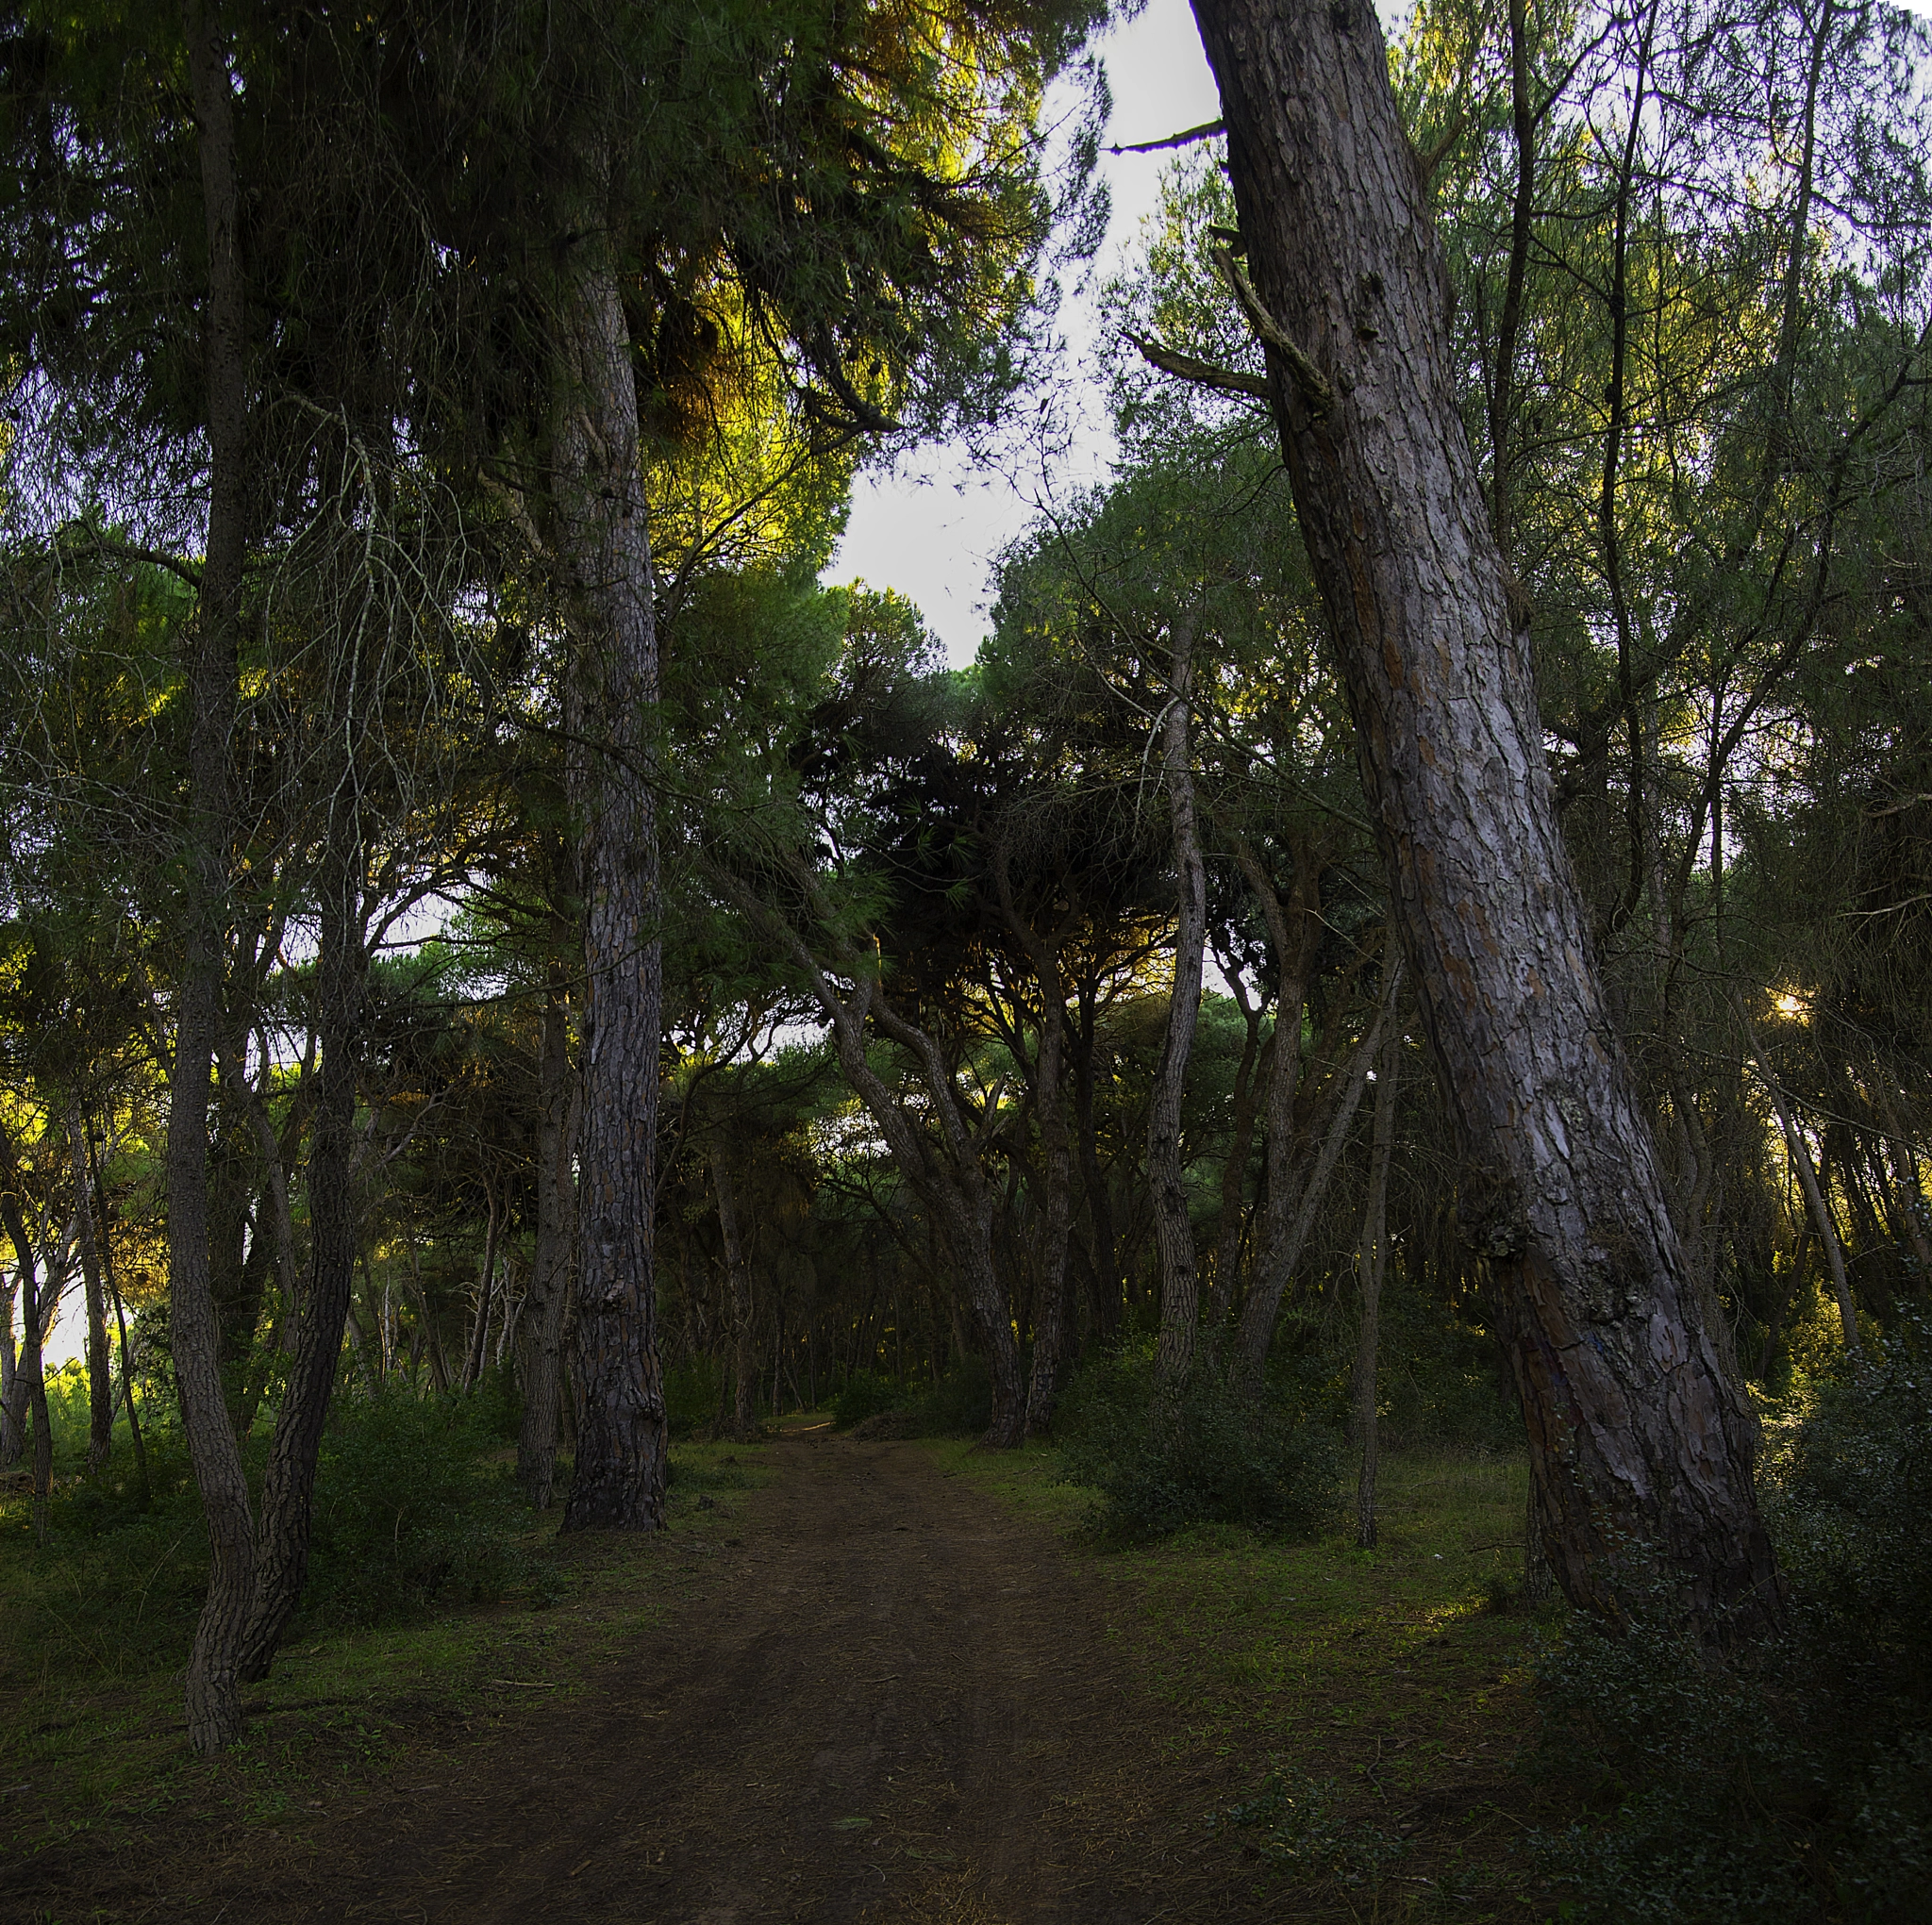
[937,1437,1552,1918]
[0,1431,771,1876]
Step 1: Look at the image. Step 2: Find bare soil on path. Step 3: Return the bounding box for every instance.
[8,1432,1296,1925]
[325,1430,1257,1925]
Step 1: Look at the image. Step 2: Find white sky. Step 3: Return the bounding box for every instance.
[827,0,1226,667]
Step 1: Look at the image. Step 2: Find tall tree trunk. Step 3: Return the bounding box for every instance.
[518,977,575,1506]
[0,1194,52,1543]
[464,1184,501,1390]
[556,237,667,1533]
[1235,957,1399,1393]
[240,872,365,1681]
[1191,0,1783,1639]
[1352,1022,1401,1549]
[711,1142,758,1442]
[91,1126,150,1505]
[1205,964,1265,1329]
[1,1256,19,1467]
[994,851,1076,1435]
[1151,619,1208,1387]
[1072,994,1121,1343]
[175,0,260,1751]
[1741,1009,1865,1375]
[66,1093,114,1474]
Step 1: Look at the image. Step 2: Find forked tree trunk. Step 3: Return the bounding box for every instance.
[1191,0,1783,1638]
[556,234,668,1533]
[240,874,366,1680]
[67,1093,114,1473]
[518,978,575,1506]
[1151,620,1208,1387]
[174,0,260,1752]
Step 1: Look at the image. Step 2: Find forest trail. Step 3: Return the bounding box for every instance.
[283,1432,1268,1925]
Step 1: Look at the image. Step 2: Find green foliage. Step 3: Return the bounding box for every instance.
[1216,1765,1410,1890]
[1530,1324,1932,1923]
[663,1356,724,1440]
[829,1369,908,1430]
[1055,1341,1338,1544]
[907,1356,993,1436]
[297,1391,535,1634]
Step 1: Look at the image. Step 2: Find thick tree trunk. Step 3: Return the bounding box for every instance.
[1352,1023,1400,1549]
[711,1143,758,1441]
[239,877,365,1681]
[1,1260,18,1466]
[1151,621,1208,1387]
[175,0,259,1752]
[517,979,575,1506]
[1191,0,1783,1638]
[67,1095,113,1473]
[557,241,668,1533]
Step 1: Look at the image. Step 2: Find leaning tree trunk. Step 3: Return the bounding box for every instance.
[556,235,668,1534]
[174,0,261,1752]
[1151,619,1208,1388]
[1191,0,1783,1639]
[517,976,575,1506]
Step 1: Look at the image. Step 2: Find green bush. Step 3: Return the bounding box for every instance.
[297,1390,531,1632]
[663,1355,724,1438]
[907,1356,992,1436]
[1055,1340,1339,1543]
[1529,1319,1932,1923]
[1217,1764,1409,1890]
[830,1369,908,1431]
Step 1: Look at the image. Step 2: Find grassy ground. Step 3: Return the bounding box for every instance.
[4,1419,1556,1920]
[939,1438,1555,1918]
[0,1435,772,1885]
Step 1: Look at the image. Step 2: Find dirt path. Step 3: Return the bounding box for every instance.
[287,1432,1263,1924]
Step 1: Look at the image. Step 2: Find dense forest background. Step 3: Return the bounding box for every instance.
[3,0,1932,1913]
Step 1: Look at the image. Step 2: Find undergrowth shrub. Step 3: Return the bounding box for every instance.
[663,1356,723,1439]
[830,1369,907,1431]
[908,1356,992,1436]
[1529,1317,1932,1923]
[1216,1764,1410,1890]
[1056,1340,1338,1543]
[298,1390,531,1631]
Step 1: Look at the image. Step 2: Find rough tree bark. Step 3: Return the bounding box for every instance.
[174,0,261,1751]
[556,229,668,1532]
[517,976,575,1506]
[1191,0,1783,1637]
[1151,618,1208,1387]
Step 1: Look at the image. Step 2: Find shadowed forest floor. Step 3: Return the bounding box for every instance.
[1,1429,1551,1922]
